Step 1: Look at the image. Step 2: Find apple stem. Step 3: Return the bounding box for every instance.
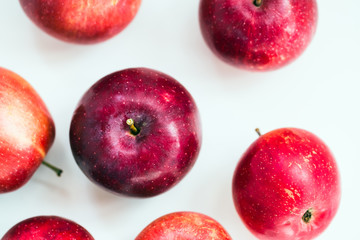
[41,161,63,177]
[126,118,139,135]
[255,128,262,136]
[302,208,313,223]
[253,0,263,7]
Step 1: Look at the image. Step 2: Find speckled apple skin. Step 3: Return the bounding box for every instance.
[199,0,318,71]
[70,68,202,197]
[0,67,55,193]
[2,216,94,240]
[19,0,141,44]
[135,212,232,240]
[232,128,341,240]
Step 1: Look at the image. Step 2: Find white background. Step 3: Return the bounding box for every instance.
[1,1,359,239]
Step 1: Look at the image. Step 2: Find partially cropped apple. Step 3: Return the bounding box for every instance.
[19,0,141,44]
[2,215,94,240]
[70,67,202,197]
[0,67,58,193]
[199,0,318,71]
[232,128,341,239]
[136,211,232,239]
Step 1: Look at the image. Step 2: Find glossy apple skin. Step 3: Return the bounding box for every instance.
[2,215,94,240]
[19,0,141,44]
[232,128,341,240]
[199,0,318,71]
[136,211,232,240]
[70,68,201,197]
[0,67,55,193]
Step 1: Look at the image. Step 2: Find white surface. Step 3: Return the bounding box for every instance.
[1,1,359,239]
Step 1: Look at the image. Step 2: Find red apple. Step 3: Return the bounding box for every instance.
[0,67,57,193]
[199,0,318,71]
[19,0,141,44]
[2,215,94,240]
[69,67,202,197]
[136,211,232,240]
[232,128,341,239]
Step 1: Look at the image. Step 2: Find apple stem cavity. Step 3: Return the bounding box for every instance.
[41,161,63,177]
[255,128,262,136]
[302,209,313,223]
[126,118,140,135]
[253,0,263,7]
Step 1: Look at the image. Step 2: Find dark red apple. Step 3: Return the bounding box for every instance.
[19,0,141,44]
[69,67,202,197]
[0,67,58,193]
[199,0,318,71]
[2,215,94,240]
[136,211,232,240]
[232,128,341,239]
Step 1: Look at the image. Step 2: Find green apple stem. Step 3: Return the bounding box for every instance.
[253,0,263,7]
[126,118,139,135]
[255,128,262,136]
[41,161,63,177]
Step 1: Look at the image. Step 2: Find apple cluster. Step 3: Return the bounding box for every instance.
[0,0,341,239]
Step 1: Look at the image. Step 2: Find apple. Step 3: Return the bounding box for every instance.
[136,211,232,239]
[69,67,202,197]
[199,0,318,71]
[0,67,59,193]
[232,128,341,239]
[19,0,141,44]
[2,215,94,240]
